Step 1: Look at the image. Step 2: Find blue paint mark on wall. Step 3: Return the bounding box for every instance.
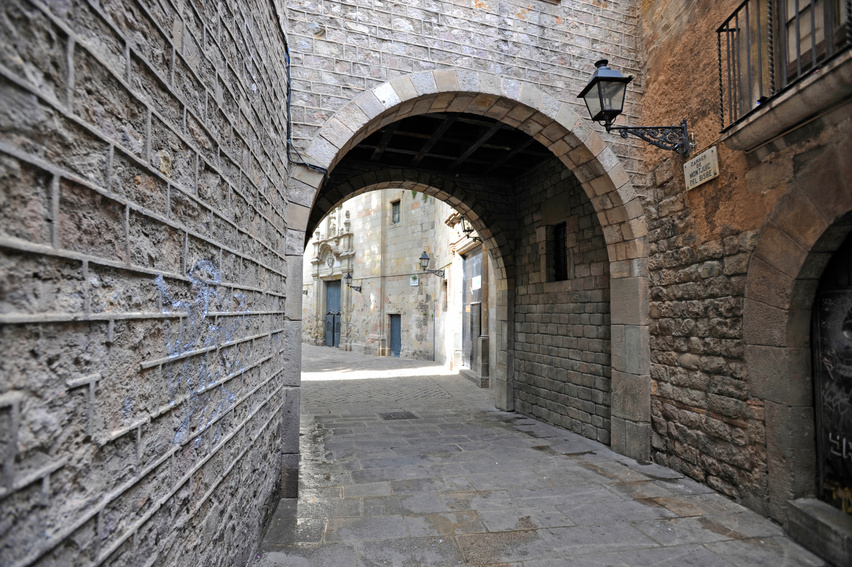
[155,261,247,446]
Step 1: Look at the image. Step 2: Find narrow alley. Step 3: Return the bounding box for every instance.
[251,345,824,567]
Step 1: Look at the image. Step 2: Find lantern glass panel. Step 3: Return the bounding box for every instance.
[600,80,627,114]
[583,85,603,121]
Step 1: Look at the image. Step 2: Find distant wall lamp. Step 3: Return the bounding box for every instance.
[419,252,445,278]
[461,219,482,243]
[344,272,361,292]
[578,60,694,156]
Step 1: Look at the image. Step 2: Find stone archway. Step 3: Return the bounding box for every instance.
[289,70,651,461]
[743,146,852,523]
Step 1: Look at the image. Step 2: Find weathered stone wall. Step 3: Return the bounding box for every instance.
[638,0,788,508]
[0,0,298,565]
[640,0,852,524]
[513,158,611,442]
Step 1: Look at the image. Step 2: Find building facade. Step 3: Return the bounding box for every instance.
[301,189,492,384]
[1,0,850,565]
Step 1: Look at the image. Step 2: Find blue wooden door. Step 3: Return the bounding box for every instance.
[325,281,341,347]
[389,314,401,357]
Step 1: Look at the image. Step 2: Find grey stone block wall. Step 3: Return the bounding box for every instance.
[513,158,611,443]
[0,0,297,565]
[284,0,645,180]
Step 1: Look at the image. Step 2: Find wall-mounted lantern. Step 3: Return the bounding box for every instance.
[419,251,445,278]
[578,60,694,155]
[344,272,361,292]
[461,218,483,243]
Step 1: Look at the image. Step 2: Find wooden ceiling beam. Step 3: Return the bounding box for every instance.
[370,122,399,161]
[449,122,503,172]
[484,136,536,174]
[412,115,457,165]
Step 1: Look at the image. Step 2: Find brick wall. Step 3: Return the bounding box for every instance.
[513,158,611,443]
[636,0,785,507]
[0,0,298,565]
[645,154,762,499]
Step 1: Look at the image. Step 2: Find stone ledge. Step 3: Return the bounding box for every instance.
[722,50,852,152]
[787,498,852,567]
[459,368,489,389]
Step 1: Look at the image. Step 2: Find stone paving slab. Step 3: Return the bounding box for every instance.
[249,345,826,567]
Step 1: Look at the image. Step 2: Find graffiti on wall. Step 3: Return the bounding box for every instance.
[154,260,249,446]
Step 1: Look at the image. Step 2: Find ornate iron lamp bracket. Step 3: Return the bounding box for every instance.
[344,273,362,292]
[607,119,693,155]
[424,268,445,278]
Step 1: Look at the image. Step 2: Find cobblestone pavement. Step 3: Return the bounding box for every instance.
[250,345,825,567]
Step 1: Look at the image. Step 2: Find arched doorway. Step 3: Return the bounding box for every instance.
[742,140,852,563]
[291,70,651,461]
[811,228,852,515]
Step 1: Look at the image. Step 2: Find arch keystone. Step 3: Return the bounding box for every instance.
[457,70,480,92]
[433,69,460,92]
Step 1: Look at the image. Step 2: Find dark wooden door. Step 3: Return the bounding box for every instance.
[813,232,852,515]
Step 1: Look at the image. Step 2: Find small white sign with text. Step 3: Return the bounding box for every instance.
[684,146,720,191]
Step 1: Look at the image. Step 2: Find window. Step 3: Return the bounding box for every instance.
[391,200,400,224]
[547,222,572,282]
[782,0,843,76]
[442,280,448,312]
[717,0,849,129]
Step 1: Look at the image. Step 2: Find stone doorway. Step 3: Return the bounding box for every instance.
[811,232,852,515]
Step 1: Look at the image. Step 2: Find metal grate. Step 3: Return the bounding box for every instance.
[378,411,419,421]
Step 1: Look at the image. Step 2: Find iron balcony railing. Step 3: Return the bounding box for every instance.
[717,0,852,130]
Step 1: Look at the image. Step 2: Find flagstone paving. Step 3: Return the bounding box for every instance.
[250,345,825,566]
